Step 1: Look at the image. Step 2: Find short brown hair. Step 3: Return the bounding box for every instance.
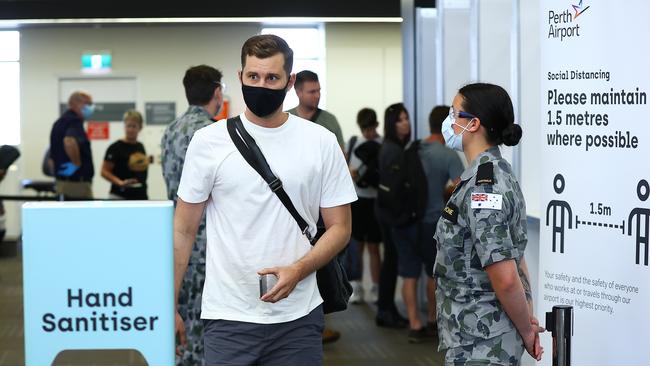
[183,65,222,105]
[428,105,449,134]
[241,34,293,77]
[357,108,378,130]
[295,70,319,90]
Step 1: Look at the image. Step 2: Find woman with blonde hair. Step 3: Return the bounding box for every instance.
[101,110,149,200]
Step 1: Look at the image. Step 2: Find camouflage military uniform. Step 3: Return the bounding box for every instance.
[433,146,527,365]
[161,105,213,366]
[444,329,523,365]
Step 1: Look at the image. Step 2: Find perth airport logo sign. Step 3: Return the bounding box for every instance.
[548,0,590,42]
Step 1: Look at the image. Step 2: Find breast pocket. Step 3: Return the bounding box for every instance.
[436,206,471,279]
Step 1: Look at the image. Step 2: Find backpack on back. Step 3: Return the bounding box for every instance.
[347,136,381,189]
[377,140,428,226]
[0,145,20,172]
[346,136,358,164]
[354,140,381,188]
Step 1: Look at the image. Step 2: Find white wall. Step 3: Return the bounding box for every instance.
[478,0,543,218]
[3,22,402,238]
[325,23,403,142]
[519,0,542,218]
[478,0,516,166]
[442,6,472,104]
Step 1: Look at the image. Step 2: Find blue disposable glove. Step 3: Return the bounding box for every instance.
[57,162,80,177]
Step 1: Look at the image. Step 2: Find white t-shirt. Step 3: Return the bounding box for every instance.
[177,113,357,324]
[347,135,383,199]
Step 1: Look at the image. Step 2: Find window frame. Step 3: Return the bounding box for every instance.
[260,24,327,110]
[0,31,21,146]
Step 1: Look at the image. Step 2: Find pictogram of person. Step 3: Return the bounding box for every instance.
[628,179,649,266]
[546,174,572,253]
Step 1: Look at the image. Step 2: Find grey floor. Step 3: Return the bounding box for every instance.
[324,304,445,366]
[0,242,444,366]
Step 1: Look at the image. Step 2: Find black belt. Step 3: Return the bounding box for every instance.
[56,176,92,183]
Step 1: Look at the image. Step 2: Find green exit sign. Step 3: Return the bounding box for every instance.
[81,53,112,71]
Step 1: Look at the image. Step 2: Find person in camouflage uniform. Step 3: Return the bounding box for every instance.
[161,65,224,366]
[433,83,544,365]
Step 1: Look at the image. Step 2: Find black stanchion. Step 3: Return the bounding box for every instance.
[546,305,573,366]
[0,194,95,202]
[0,195,60,201]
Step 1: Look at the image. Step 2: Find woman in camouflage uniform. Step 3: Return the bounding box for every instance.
[434,83,545,365]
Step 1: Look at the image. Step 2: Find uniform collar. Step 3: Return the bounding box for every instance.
[460,146,502,181]
[187,105,213,120]
[64,109,83,121]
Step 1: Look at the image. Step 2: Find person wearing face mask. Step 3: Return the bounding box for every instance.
[101,110,149,200]
[161,64,224,366]
[434,83,544,365]
[172,35,356,365]
[49,91,95,199]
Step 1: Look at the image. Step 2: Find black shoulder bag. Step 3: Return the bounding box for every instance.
[226,116,352,314]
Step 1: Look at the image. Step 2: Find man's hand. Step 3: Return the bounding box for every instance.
[175,311,187,356]
[57,162,79,177]
[523,316,545,361]
[258,264,303,303]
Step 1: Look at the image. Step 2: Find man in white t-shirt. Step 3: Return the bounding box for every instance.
[173,34,357,365]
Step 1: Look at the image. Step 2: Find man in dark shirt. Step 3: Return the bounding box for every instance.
[49,91,95,199]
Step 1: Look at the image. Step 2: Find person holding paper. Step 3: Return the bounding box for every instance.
[101,110,149,200]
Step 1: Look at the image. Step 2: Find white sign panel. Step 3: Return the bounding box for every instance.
[539,1,649,365]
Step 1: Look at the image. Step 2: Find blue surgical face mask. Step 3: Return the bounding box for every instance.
[81,104,95,120]
[442,115,473,152]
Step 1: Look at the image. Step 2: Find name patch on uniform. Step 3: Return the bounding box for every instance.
[471,193,502,210]
[442,203,459,224]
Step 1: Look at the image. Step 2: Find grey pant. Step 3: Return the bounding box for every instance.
[445,329,525,366]
[203,305,324,366]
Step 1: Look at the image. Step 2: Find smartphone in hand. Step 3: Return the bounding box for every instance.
[259,274,278,298]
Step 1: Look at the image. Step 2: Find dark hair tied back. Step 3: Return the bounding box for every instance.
[458,82,522,147]
[501,123,522,146]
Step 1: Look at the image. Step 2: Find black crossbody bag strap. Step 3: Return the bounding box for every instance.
[226,116,314,243]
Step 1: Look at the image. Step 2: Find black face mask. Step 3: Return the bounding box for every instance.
[241,81,289,118]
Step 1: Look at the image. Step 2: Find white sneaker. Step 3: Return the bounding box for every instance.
[368,284,379,303]
[349,281,364,304]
